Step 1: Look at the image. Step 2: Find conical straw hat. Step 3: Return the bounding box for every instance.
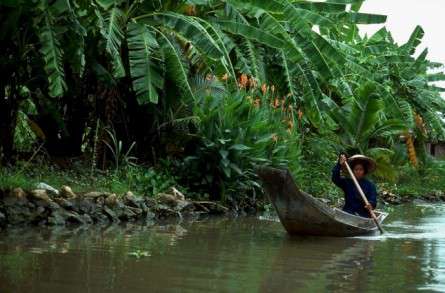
[347,154,377,173]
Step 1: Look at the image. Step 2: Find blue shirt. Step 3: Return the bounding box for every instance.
[331,163,377,218]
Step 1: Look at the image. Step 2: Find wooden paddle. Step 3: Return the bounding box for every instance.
[344,160,384,234]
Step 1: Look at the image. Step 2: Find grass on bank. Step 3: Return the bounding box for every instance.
[1,158,444,201]
[0,160,180,197]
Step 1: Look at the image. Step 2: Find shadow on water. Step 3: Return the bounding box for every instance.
[0,204,445,292]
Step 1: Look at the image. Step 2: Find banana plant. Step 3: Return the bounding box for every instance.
[338,26,445,140]
[330,82,407,180]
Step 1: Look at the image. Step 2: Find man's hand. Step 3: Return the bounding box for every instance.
[339,154,347,166]
[364,203,373,211]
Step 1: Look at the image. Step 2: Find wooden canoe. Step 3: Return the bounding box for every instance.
[257,166,388,237]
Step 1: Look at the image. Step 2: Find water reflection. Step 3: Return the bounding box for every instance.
[260,237,377,292]
[0,204,445,292]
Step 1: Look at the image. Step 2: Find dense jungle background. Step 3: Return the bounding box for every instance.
[1,0,444,208]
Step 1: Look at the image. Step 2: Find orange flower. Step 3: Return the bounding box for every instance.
[221,73,229,81]
[273,98,280,108]
[261,83,268,95]
[253,97,261,108]
[298,109,304,120]
[248,77,257,89]
[185,5,196,16]
[272,134,279,142]
[287,120,294,130]
[239,74,248,88]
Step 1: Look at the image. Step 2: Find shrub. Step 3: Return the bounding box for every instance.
[176,89,303,202]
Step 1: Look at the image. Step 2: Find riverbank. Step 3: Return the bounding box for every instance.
[1,182,444,230]
[0,186,236,229]
[1,158,444,229]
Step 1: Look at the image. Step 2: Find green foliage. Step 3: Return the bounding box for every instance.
[0,162,179,197]
[127,22,162,104]
[38,10,66,97]
[331,82,406,153]
[14,99,39,152]
[1,0,445,204]
[103,127,137,171]
[299,133,343,201]
[96,6,126,78]
[383,159,445,196]
[177,90,302,201]
[125,165,178,196]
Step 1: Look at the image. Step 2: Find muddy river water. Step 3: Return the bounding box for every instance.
[1,204,445,292]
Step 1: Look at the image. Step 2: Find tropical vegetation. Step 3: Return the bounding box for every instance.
[1,0,444,205]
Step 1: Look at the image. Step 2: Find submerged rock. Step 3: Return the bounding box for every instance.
[155,204,180,219]
[72,197,98,214]
[48,209,93,226]
[413,198,428,205]
[127,206,143,216]
[54,198,74,210]
[48,211,67,226]
[103,206,120,223]
[145,210,156,221]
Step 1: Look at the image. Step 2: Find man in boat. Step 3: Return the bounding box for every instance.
[332,154,377,218]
